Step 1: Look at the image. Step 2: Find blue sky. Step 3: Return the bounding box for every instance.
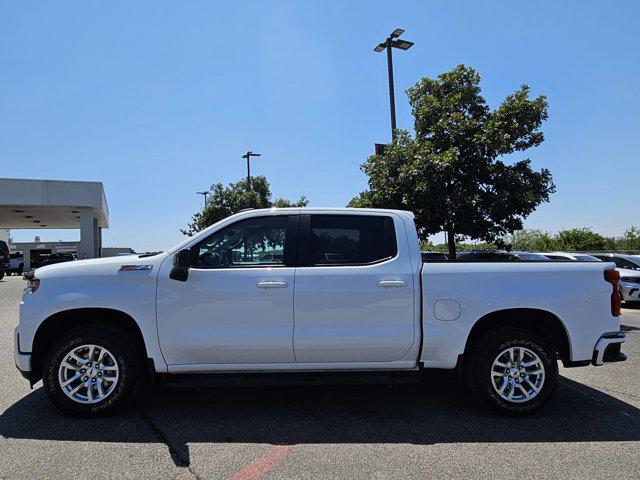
[2,1,638,251]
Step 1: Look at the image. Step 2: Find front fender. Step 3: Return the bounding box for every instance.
[19,270,168,373]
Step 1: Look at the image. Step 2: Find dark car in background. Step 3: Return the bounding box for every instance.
[511,251,550,261]
[34,253,77,268]
[457,250,519,261]
[421,251,448,262]
[456,250,550,262]
[0,240,10,280]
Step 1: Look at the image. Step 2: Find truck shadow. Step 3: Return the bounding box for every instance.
[1,373,639,467]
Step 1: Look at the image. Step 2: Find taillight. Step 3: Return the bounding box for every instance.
[604,269,621,316]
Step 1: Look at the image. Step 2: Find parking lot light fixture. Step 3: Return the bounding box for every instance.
[373,28,414,141]
[196,191,209,206]
[241,151,262,190]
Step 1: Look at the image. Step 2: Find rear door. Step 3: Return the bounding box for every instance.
[292,213,415,363]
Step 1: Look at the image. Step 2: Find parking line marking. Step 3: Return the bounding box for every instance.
[229,445,294,480]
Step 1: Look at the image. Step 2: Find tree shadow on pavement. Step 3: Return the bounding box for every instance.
[1,372,639,467]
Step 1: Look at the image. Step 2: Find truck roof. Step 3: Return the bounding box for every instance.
[170,207,416,254]
[240,207,414,217]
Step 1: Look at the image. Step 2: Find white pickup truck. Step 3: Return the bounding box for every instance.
[14,208,627,416]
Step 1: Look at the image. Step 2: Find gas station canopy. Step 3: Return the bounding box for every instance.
[0,178,109,264]
[0,178,108,229]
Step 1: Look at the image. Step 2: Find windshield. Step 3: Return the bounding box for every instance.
[514,252,549,261]
[615,257,640,270]
[573,254,601,262]
[543,254,569,261]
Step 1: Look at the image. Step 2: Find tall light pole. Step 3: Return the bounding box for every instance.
[196,190,209,206]
[374,28,414,142]
[241,151,261,190]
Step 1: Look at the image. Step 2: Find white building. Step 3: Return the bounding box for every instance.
[0,178,109,269]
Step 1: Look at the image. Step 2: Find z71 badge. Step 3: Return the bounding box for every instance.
[119,265,153,271]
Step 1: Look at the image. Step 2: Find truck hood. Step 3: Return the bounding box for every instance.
[34,253,168,279]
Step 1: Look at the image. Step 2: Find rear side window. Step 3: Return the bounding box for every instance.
[307,215,397,266]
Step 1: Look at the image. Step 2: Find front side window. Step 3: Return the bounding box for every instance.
[193,216,289,268]
[308,215,396,266]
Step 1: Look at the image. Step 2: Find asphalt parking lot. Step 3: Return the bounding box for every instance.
[1,274,639,479]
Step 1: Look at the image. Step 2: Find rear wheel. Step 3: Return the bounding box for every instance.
[43,325,144,416]
[0,268,4,280]
[465,328,558,416]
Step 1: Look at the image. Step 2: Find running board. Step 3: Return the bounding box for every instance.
[161,370,422,388]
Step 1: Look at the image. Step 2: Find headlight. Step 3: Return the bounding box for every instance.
[24,278,40,294]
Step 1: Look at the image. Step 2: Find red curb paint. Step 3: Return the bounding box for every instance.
[229,445,294,480]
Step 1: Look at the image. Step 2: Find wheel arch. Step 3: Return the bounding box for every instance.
[31,307,149,382]
[463,308,572,365]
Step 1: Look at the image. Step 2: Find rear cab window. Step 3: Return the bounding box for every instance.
[301,214,397,266]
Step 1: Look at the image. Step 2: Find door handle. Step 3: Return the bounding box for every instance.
[257,281,288,288]
[378,280,407,288]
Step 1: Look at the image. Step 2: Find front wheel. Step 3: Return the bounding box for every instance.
[465,328,558,416]
[43,325,144,416]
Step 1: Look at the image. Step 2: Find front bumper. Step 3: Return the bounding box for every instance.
[620,282,640,302]
[592,332,626,366]
[13,327,32,378]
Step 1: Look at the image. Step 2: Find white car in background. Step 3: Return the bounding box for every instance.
[540,252,602,262]
[592,254,640,303]
[615,269,640,303]
[592,253,640,271]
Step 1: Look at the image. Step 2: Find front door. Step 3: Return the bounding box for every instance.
[156,214,298,367]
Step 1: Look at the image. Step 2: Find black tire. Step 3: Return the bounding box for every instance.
[465,327,558,416]
[43,324,145,416]
[18,264,24,275]
[0,268,4,280]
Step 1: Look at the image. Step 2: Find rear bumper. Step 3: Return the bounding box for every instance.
[13,327,32,378]
[592,332,626,366]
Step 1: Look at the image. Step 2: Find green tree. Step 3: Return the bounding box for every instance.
[556,227,616,252]
[181,176,308,236]
[506,229,559,252]
[617,226,640,251]
[350,65,555,258]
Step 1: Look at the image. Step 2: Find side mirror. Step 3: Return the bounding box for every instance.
[169,249,192,281]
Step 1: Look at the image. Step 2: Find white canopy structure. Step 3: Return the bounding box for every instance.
[0,178,109,268]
